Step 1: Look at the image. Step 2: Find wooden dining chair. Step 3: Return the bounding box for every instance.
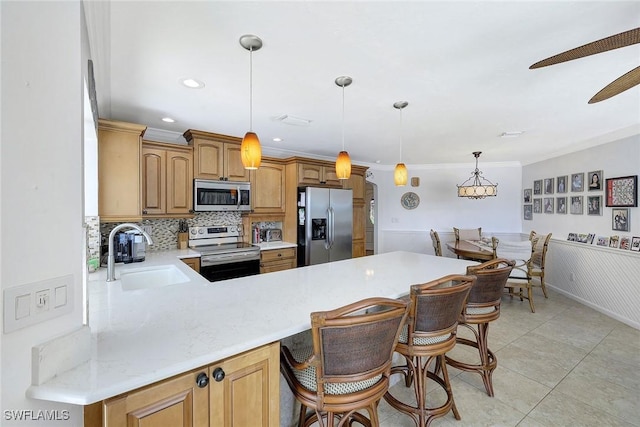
[280,297,409,427]
[384,274,475,426]
[493,237,536,312]
[529,231,552,298]
[430,229,442,256]
[453,227,482,242]
[445,258,514,397]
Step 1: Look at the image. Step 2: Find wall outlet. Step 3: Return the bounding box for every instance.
[35,290,50,313]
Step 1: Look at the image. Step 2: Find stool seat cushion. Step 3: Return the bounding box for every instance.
[287,346,382,395]
[398,325,451,345]
[466,306,497,315]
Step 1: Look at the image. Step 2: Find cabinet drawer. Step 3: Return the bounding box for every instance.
[260,259,296,274]
[260,248,296,263]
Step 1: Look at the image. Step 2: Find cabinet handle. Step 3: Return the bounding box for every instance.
[196,372,209,388]
[212,367,225,382]
[142,209,148,214]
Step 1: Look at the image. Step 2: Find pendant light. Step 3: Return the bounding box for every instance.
[239,34,262,170]
[335,76,352,180]
[457,151,498,199]
[393,101,409,186]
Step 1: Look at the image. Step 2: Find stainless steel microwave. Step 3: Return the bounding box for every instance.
[193,179,251,212]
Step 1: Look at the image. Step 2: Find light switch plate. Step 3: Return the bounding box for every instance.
[3,274,74,333]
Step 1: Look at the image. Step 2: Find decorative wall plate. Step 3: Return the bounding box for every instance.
[401,192,420,210]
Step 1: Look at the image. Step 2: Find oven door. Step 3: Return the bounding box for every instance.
[199,253,260,282]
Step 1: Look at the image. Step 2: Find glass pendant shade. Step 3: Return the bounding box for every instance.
[241,131,261,170]
[336,151,351,180]
[394,162,408,186]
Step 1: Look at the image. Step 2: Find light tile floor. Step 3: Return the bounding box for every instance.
[376,288,640,426]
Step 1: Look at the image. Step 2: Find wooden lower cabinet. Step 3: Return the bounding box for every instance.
[89,342,280,427]
[260,248,296,273]
[181,257,201,273]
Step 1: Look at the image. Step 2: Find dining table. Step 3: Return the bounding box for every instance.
[446,240,495,261]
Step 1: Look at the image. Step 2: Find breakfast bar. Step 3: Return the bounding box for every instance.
[27,251,476,422]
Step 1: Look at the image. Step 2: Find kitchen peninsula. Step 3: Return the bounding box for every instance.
[27,251,476,424]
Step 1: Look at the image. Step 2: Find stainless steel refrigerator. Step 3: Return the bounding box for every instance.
[297,187,353,266]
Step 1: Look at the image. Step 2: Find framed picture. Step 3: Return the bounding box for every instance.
[544,178,554,194]
[523,188,532,203]
[557,175,568,193]
[524,204,533,220]
[605,175,638,207]
[570,196,583,214]
[631,237,640,252]
[544,197,554,214]
[620,236,631,250]
[567,233,577,241]
[571,172,584,192]
[596,236,609,246]
[587,170,603,191]
[609,235,619,248]
[533,180,542,195]
[533,198,542,213]
[587,195,602,216]
[612,208,630,232]
[556,197,567,214]
[587,233,595,244]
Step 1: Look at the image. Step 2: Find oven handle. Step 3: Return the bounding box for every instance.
[236,185,241,210]
[200,252,261,267]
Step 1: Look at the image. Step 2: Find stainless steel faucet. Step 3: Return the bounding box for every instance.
[106,223,154,282]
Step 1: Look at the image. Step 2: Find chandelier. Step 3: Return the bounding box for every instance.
[457,151,498,199]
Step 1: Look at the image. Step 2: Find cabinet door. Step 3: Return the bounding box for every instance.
[251,161,285,213]
[194,139,224,180]
[141,147,166,215]
[181,257,200,273]
[104,370,208,427]
[209,342,280,427]
[98,120,145,222]
[167,149,193,214]
[224,143,250,182]
[352,201,366,258]
[297,163,323,185]
[260,248,296,273]
[322,164,342,187]
[342,172,365,200]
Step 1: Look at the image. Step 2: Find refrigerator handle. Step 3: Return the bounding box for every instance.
[325,208,331,249]
[329,207,335,248]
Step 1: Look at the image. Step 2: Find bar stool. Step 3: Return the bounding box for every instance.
[383,274,475,427]
[445,258,514,397]
[280,297,409,427]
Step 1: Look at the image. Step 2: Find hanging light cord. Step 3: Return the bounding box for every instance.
[399,107,403,162]
[341,83,345,151]
[249,46,254,132]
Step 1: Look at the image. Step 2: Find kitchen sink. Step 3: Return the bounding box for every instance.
[119,265,190,291]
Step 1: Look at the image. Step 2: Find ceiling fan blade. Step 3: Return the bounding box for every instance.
[589,66,640,103]
[530,27,640,69]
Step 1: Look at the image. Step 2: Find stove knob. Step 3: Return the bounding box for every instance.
[198,228,205,234]
[230,226,237,233]
[190,229,197,235]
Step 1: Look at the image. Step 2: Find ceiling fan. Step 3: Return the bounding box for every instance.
[530,27,640,103]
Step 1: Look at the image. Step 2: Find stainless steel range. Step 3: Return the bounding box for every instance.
[188,226,261,282]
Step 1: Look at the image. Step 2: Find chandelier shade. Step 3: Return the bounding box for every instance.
[394,162,408,186]
[239,34,262,170]
[335,76,352,180]
[457,151,498,199]
[240,131,261,170]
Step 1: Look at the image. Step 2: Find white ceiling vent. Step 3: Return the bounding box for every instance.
[274,114,312,126]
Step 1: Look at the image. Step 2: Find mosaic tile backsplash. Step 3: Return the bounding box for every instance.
[100,212,243,255]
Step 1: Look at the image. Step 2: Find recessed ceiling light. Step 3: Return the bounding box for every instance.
[500,131,524,138]
[180,78,205,89]
[272,137,282,142]
[161,117,175,123]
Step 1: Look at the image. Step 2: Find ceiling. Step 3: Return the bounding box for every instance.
[85,1,640,168]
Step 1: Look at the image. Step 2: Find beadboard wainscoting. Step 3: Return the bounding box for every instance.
[546,239,640,329]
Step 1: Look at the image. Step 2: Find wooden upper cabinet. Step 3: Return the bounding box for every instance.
[141,141,193,217]
[297,162,341,187]
[342,169,365,200]
[98,119,147,222]
[184,129,249,182]
[251,159,286,214]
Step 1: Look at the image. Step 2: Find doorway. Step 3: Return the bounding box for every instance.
[365,182,376,255]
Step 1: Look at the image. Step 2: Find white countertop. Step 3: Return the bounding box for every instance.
[27,251,476,405]
[257,241,297,250]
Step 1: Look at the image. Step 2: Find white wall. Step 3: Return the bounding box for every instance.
[367,162,522,254]
[523,136,640,328]
[1,2,84,425]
